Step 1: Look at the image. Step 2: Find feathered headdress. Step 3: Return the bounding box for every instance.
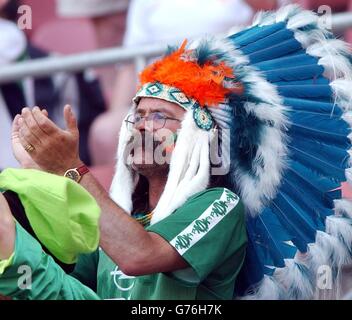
[111,5,352,299]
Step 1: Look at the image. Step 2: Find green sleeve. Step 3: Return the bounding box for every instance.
[0,223,100,300]
[0,253,14,275]
[147,188,247,285]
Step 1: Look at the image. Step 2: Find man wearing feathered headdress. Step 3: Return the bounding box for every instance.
[1,5,352,300]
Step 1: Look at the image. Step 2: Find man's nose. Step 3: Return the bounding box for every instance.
[135,117,154,132]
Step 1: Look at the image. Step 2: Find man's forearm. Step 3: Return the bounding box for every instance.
[78,172,158,275]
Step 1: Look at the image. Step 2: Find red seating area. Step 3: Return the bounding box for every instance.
[20,0,57,38]
[21,0,98,54]
[31,18,98,54]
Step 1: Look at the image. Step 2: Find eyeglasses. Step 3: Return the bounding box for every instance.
[125,112,181,130]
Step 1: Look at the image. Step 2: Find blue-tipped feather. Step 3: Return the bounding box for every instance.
[237,28,295,54]
[281,176,332,228]
[277,84,332,99]
[254,53,319,69]
[288,110,350,138]
[263,65,325,83]
[289,120,350,148]
[246,39,303,64]
[289,144,347,180]
[229,22,286,46]
[283,98,343,116]
[275,78,329,86]
[250,208,296,267]
[288,161,341,199]
[271,195,315,251]
[289,133,350,170]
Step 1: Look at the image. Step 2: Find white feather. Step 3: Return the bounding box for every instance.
[257,13,277,27]
[245,71,283,106]
[331,80,352,112]
[226,25,246,37]
[348,149,352,167]
[307,241,329,277]
[342,112,352,127]
[294,29,328,49]
[197,36,249,66]
[315,231,350,268]
[346,168,352,185]
[275,4,302,24]
[286,10,318,30]
[307,39,351,61]
[313,230,351,298]
[109,113,135,213]
[151,111,204,224]
[235,126,288,214]
[304,39,352,82]
[243,102,288,127]
[160,131,211,220]
[334,199,352,219]
[319,55,352,82]
[274,259,315,299]
[326,216,352,254]
[251,10,266,26]
[241,275,282,300]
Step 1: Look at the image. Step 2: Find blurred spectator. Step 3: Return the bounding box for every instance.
[56,0,129,50]
[89,0,291,165]
[0,0,106,170]
[56,0,130,100]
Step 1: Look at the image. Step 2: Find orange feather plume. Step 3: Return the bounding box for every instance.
[139,40,243,107]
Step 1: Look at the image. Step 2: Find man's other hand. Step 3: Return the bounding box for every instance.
[11,109,48,170]
[0,193,15,260]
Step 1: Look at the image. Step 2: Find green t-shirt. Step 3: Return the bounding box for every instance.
[0,188,247,300]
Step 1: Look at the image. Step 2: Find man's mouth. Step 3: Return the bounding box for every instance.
[128,131,163,155]
[124,129,177,167]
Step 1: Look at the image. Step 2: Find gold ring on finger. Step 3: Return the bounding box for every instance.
[24,143,35,153]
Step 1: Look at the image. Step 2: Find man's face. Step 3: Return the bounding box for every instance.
[124,97,185,175]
